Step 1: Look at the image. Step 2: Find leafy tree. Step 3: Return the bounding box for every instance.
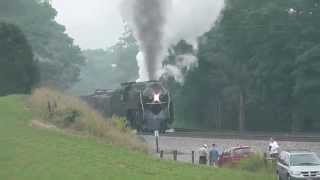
[109,29,139,83]
[0,22,38,95]
[69,31,139,95]
[0,0,84,89]
[293,45,320,131]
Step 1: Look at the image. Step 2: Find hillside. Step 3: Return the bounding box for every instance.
[0,95,273,180]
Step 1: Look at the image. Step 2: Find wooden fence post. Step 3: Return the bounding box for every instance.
[160,150,164,159]
[156,136,159,153]
[173,150,178,161]
[192,151,195,164]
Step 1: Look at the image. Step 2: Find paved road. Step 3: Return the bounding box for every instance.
[141,135,320,163]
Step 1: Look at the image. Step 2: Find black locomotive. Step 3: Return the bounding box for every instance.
[82,81,174,132]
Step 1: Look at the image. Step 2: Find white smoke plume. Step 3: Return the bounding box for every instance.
[161,65,184,83]
[161,54,199,83]
[175,54,199,72]
[136,51,149,82]
[121,0,225,82]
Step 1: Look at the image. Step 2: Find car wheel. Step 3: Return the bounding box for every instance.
[287,175,291,180]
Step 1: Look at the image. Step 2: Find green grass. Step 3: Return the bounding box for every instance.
[232,154,277,175]
[0,95,275,180]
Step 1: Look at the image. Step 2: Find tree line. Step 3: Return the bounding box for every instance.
[0,0,84,96]
[175,0,320,132]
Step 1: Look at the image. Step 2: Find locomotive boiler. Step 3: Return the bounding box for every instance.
[82,81,174,132]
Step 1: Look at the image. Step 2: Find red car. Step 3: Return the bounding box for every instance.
[217,146,254,166]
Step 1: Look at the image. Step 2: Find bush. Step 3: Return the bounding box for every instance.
[29,87,148,152]
[111,115,130,133]
[235,154,276,174]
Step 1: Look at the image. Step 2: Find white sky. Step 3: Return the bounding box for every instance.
[52,0,124,49]
[51,0,224,50]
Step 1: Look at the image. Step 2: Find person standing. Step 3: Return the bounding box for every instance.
[199,144,208,165]
[209,144,220,167]
[269,138,279,158]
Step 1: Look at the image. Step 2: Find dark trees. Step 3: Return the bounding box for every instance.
[0,0,84,89]
[179,0,320,132]
[0,23,39,95]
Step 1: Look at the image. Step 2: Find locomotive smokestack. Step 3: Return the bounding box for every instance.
[121,0,168,81]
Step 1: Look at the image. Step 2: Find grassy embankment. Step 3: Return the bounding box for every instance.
[0,91,275,180]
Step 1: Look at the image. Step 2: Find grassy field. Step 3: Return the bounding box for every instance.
[0,95,275,180]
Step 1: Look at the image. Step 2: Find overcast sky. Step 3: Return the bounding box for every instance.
[52,0,124,49]
[51,0,224,50]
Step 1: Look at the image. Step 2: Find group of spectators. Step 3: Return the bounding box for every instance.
[197,138,280,166]
[198,144,220,166]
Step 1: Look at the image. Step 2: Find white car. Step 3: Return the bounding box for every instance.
[277,150,320,180]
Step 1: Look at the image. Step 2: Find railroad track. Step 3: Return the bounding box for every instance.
[140,128,320,142]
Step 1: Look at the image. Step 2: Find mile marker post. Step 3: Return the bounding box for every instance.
[154,130,159,153]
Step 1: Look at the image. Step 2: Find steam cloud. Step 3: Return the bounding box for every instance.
[161,54,199,83]
[121,0,225,82]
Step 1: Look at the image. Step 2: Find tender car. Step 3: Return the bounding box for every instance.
[277,150,320,180]
[218,146,254,166]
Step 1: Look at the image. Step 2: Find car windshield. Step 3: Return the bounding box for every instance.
[290,154,320,166]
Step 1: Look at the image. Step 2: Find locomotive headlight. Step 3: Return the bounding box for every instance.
[153,93,161,103]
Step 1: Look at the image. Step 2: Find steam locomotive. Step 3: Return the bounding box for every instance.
[82,81,174,132]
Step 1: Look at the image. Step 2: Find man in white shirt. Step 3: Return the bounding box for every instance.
[269,138,279,158]
[199,144,208,165]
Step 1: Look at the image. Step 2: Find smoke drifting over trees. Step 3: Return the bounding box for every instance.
[122,0,225,82]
